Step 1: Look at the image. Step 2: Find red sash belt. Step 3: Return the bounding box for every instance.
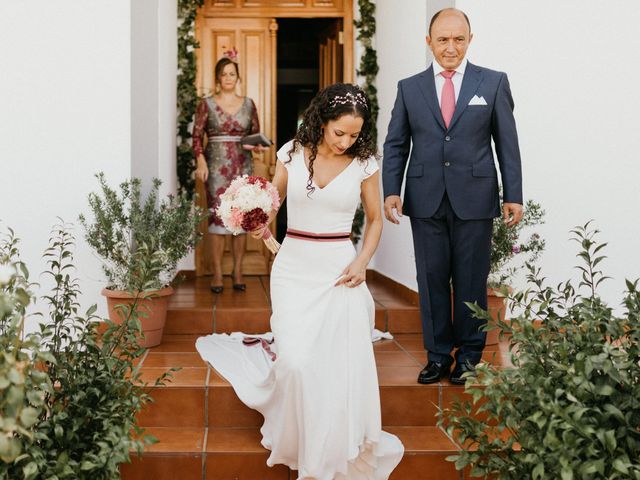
[243,336,276,361]
[286,228,351,242]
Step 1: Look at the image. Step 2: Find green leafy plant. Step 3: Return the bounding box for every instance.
[0,230,52,471]
[0,223,173,479]
[489,198,546,288]
[438,222,640,479]
[177,0,205,198]
[79,173,205,291]
[352,0,379,244]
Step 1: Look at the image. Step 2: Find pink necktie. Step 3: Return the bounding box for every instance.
[440,70,456,128]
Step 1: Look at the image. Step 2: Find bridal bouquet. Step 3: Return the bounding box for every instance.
[216,175,281,253]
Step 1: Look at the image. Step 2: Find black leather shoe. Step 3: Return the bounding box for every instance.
[210,284,224,294]
[450,361,476,385]
[417,361,451,384]
[233,283,246,292]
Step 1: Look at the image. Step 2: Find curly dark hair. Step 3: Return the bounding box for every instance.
[287,83,377,196]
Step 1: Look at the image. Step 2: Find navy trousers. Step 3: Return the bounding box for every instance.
[410,193,493,366]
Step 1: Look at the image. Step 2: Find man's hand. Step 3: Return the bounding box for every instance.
[384,195,403,225]
[503,202,523,227]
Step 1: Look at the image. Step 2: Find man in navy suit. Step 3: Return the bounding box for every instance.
[383,8,523,385]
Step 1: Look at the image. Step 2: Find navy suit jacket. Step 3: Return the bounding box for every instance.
[382,62,523,220]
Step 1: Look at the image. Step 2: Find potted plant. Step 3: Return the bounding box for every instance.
[79,173,205,347]
[484,197,545,344]
[1,224,174,478]
[438,223,640,478]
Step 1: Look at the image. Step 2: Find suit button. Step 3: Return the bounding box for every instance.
[445,136,451,141]
[444,161,451,167]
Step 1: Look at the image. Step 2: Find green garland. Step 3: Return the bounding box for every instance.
[352,0,379,243]
[177,0,204,198]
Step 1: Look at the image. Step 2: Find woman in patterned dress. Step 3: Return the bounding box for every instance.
[193,56,265,293]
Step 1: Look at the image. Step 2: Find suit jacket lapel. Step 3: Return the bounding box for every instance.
[448,62,483,131]
[417,66,446,131]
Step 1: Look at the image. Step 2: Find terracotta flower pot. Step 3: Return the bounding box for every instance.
[101,286,174,348]
[485,287,510,346]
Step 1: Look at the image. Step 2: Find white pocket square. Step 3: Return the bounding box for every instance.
[468,95,487,106]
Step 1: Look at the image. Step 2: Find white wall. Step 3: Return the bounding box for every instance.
[454,0,640,307]
[372,0,434,290]
[131,0,160,190]
[158,0,179,199]
[372,0,640,307]
[0,1,131,325]
[0,1,179,324]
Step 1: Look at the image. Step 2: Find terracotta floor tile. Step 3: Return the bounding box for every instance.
[208,369,230,386]
[206,427,266,453]
[137,387,206,428]
[208,385,263,427]
[140,426,205,453]
[170,292,216,303]
[259,276,272,301]
[381,386,439,426]
[153,334,200,353]
[372,339,402,352]
[375,302,388,331]
[386,426,458,453]
[137,367,208,387]
[205,453,289,480]
[386,309,423,334]
[164,308,213,335]
[389,452,459,479]
[407,350,427,365]
[375,351,422,367]
[213,277,270,307]
[214,307,271,333]
[143,352,207,368]
[393,334,425,352]
[377,366,422,386]
[121,455,202,480]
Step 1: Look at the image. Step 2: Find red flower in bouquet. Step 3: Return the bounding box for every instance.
[241,208,269,232]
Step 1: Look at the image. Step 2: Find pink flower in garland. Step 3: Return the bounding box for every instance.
[512,245,521,254]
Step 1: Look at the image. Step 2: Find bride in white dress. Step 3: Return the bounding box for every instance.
[196,83,404,479]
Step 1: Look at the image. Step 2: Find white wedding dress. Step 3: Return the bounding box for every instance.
[196,140,404,480]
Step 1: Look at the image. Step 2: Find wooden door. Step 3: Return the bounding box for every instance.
[318,19,343,88]
[195,17,278,276]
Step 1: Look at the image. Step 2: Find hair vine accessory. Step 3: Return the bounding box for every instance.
[328,91,368,110]
[222,46,239,63]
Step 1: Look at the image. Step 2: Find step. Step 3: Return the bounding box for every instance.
[135,334,510,429]
[121,426,462,480]
[165,275,423,335]
[123,275,509,480]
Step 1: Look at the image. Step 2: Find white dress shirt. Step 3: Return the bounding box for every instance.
[432,58,468,107]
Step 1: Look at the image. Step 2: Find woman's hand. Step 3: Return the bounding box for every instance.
[195,155,209,182]
[335,258,368,288]
[242,144,268,152]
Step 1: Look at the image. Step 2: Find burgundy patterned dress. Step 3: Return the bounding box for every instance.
[193,96,260,234]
